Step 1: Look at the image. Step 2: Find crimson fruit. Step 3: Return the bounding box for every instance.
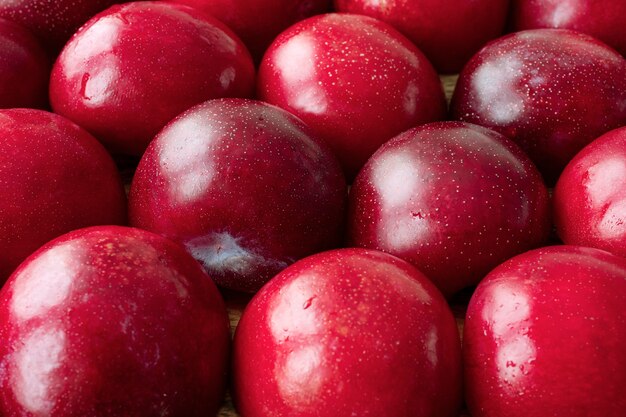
[0,18,49,108]
[0,109,126,282]
[50,1,255,156]
[129,98,347,293]
[258,13,445,179]
[510,0,626,56]
[0,0,122,53]
[334,0,509,74]
[169,0,331,62]
[0,226,230,416]
[554,126,626,257]
[348,121,550,297]
[464,245,626,417]
[233,248,462,417]
[451,29,626,184]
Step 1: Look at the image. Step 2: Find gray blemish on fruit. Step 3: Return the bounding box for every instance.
[185,232,289,277]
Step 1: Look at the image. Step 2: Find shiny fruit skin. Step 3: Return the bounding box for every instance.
[0,109,126,282]
[0,0,122,54]
[258,13,446,180]
[50,1,255,156]
[0,225,230,416]
[169,0,331,62]
[233,248,462,417]
[464,245,626,417]
[554,126,626,257]
[510,0,626,57]
[451,29,626,185]
[129,98,347,293]
[348,121,550,297]
[334,0,509,74]
[0,18,49,108]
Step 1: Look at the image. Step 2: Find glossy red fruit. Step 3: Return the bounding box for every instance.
[169,0,331,62]
[0,109,126,282]
[129,98,347,293]
[0,225,230,416]
[554,126,626,257]
[348,122,550,297]
[258,13,446,180]
[334,0,508,74]
[0,0,122,54]
[233,248,462,417]
[0,18,49,108]
[50,1,255,156]
[464,245,626,417]
[510,0,626,57]
[451,29,626,185]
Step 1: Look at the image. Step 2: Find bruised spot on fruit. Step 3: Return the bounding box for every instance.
[185,232,289,280]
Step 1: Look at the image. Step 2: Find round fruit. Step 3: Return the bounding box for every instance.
[451,29,626,184]
[0,109,126,282]
[510,0,626,56]
[129,98,347,292]
[348,121,550,297]
[233,248,462,417]
[170,0,331,62]
[0,18,49,108]
[464,245,626,417]
[50,1,255,156]
[0,225,230,416]
[258,13,445,179]
[334,0,509,74]
[554,126,626,257]
[0,0,121,54]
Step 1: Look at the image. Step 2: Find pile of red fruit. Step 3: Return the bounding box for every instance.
[0,1,624,416]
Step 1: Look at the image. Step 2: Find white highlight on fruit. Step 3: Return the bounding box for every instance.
[219,67,236,90]
[549,1,578,27]
[275,34,328,115]
[472,56,525,125]
[159,115,215,203]
[269,275,321,343]
[12,327,66,415]
[65,15,121,78]
[276,344,325,410]
[11,244,76,321]
[483,282,536,389]
[425,327,439,367]
[372,149,430,250]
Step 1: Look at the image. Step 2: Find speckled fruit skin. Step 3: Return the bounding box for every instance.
[510,0,626,57]
[0,0,121,54]
[258,13,446,180]
[464,245,626,417]
[0,18,49,108]
[553,126,626,257]
[129,99,347,293]
[50,1,255,156]
[233,248,462,417]
[0,109,126,283]
[0,225,230,416]
[334,0,508,74]
[169,0,331,62]
[451,29,626,185]
[347,122,550,297]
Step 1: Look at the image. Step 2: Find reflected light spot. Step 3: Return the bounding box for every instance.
[276,344,324,410]
[12,327,66,415]
[269,275,321,343]
[11,245,76,321]
[472,56,525,124]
